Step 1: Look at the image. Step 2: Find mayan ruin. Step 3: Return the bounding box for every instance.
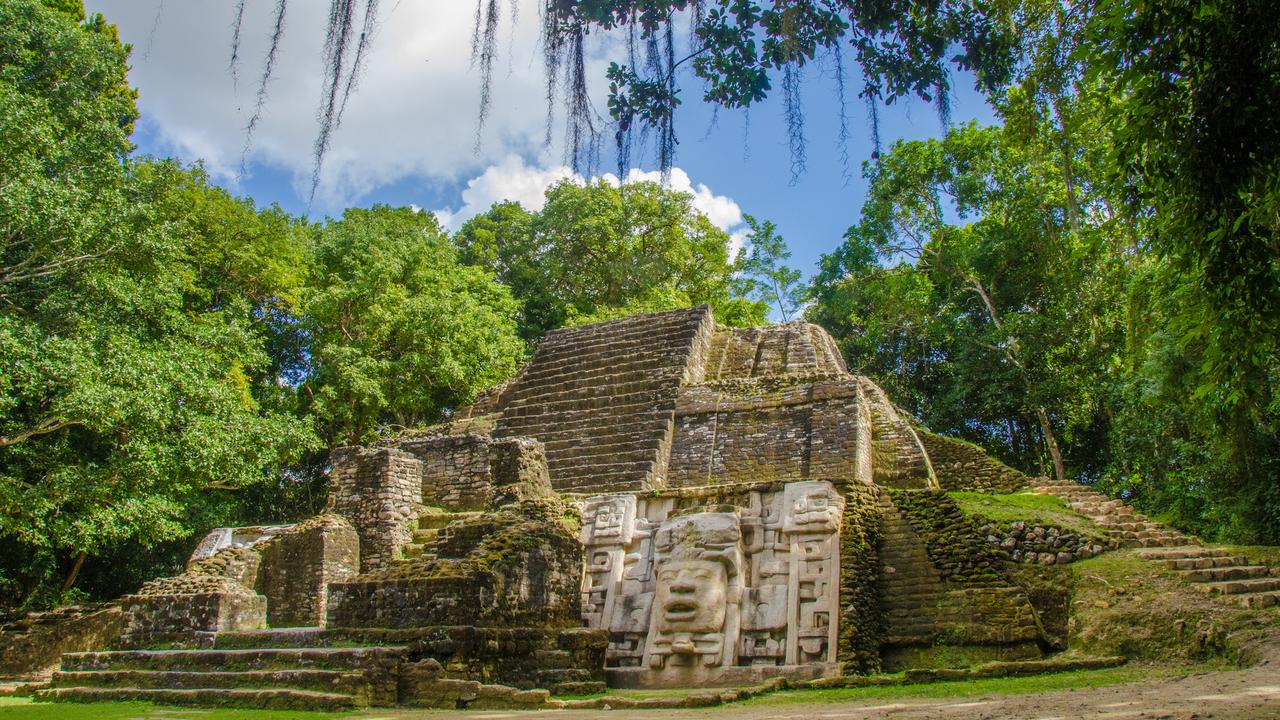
[1,306,1272,713]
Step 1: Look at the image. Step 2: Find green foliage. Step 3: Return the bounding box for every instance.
[304,206,525,447]
[738,215,804,322]
[0,0,318,608]
[454,179,766,340]
[810,119,1125,478]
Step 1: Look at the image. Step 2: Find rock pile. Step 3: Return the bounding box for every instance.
[980,521,1109,565]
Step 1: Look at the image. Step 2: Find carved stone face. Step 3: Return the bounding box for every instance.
[654,559,727,636]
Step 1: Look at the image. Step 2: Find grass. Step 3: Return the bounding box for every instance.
[950,491,1107,540]
[738,662,1226,706]
[0,697,349,719]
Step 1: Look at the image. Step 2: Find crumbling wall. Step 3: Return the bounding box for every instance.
[255,514,360,627]
[0,605,126,680]
[398,434,496,511]
[329,447,424,571]
[918,431,1029,493]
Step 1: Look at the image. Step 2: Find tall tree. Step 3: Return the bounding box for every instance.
[0,0,316,606]
[303,206,525,447]
[455,179,767,341]
[810,120,1127,483]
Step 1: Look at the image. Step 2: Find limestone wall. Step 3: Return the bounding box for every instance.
[667,380,867,487]
[329,447,424,572]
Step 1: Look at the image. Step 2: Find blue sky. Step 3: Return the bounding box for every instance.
[87,1,998,283]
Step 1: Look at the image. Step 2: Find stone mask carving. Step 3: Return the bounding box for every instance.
[654,559,727,639]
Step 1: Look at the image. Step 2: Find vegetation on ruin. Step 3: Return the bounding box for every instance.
[1,0,1279,611]
[950,491,1105,541]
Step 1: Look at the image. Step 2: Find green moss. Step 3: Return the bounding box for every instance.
[837,485,884,674]
[950,491,1107,541]
[888,489,1009,586]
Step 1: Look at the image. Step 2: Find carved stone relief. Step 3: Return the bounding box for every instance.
[579,481,844,686]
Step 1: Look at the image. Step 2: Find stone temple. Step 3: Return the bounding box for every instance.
[6,306,1184,709]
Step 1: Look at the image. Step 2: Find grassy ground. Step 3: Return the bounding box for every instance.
[740,661,1229,706]
[0,662,1237,718]
[1067,550,1279,663]
[949,491,1108,540]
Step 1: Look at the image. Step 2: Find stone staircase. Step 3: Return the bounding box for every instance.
[1137,546,1280,609]
[1033,479,1280,608]
[35,643,405,710]
[402,510,481,560]
[1032,478,1191,548]
[493,308,710,494]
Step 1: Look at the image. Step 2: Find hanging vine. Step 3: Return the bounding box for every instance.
[221,1,1018,194]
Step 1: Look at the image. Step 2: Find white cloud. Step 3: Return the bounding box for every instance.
[432,157,748,256]
[86,1,614,210]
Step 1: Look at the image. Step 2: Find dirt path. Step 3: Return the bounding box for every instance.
[431,661,1280,720]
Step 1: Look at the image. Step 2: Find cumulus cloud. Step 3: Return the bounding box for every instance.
[85,1,612,209]
[432,157,749,255]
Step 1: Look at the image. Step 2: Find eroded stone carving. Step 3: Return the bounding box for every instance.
[580,482,844,687]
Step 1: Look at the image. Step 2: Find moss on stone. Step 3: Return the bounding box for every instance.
[837,484,884,674]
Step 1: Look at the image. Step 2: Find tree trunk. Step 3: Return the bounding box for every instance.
[61,551,87,594]
[1036,406,1066,483]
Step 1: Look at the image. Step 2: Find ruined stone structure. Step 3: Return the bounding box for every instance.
[11,306,1144,709]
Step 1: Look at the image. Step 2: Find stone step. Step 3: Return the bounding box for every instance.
[214,629,330,649]
[1180,565,1270,583]
[504,375,675,409]
[1138,546,1227,561]
[543,435,667,458]
[1162,555,1251,570]
[499,410,671,437]
[552,459,655,480]
[36,686,356,711]
[503,366,672,403]
[401,544,435,560]
[418,512,481,530]
[1195,577,1280,595]
[534,319,699,359]
[559,471,654,495]
[1130,536,1193,548]
[1237,591,1280,609]
[49,669,371,699]
[548,446,657,471]
[511,354,684,391]
[500,391,670,419]
[519,348,687,385]
[62,647,406,673]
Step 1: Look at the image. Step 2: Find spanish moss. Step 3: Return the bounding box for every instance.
[783,63,806,184]
[866,92,882,160]
[563,27,601,173]
[831,46,852,186]
[311,0,358,205]
[472,0,500,153]
[239,0,288,176]
[229,0,248,88]
[335,0,380,129]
